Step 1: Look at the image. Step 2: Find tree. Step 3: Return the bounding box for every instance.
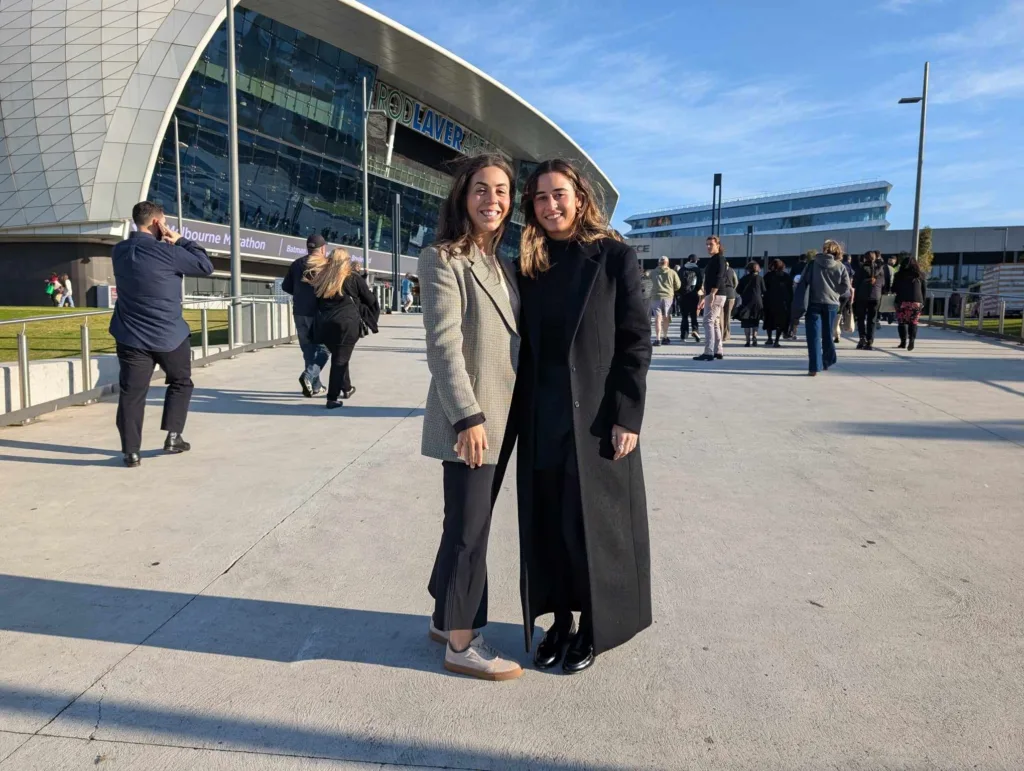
[917,226,934,276]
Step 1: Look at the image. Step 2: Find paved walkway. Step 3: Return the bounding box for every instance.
[1,315,1022,770]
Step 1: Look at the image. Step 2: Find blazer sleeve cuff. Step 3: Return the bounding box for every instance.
[453,412,485,433]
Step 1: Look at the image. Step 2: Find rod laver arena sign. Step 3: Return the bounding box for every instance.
[372,81,497,156]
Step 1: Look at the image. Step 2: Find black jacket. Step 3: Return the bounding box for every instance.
[892,271,928,304]
[109,231,214,352]
[855,260,886,301]
[736,272,765,316]
[703,253,729,295]
[281,254,319,317]
[314,272,378,346]
[502,236,652,656]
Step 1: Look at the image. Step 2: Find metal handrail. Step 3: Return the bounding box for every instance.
[924,288,1024,343]
[0,295,278,328]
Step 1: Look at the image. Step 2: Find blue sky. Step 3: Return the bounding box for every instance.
[368,0,1023,232]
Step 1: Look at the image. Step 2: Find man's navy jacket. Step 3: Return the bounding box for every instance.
[109,231,215,352]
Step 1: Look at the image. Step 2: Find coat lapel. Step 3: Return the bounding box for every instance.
[565,241,602,347]
[467,244,518,334]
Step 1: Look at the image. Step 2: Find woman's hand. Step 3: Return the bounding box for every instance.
[456,425,489,468]
[612,425,639,461]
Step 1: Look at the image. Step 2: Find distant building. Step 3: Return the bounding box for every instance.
[624,181,891,239]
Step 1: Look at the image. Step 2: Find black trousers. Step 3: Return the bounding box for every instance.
[115,338,193,454]
[534,458,591,627]
[325,321,360,401]
[855,297,880,343]
[428,462,496,631]
[679,294,700,338]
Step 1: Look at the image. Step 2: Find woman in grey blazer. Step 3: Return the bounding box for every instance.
[420,154,523,681]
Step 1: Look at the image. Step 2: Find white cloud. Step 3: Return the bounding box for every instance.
[878,0,944,13]
[931,64,1024,104]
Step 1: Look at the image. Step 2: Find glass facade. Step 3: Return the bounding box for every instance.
[146,8,522,259]
[643,206,889,238]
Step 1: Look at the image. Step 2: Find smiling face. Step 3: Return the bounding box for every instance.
[532,172,580,240]
[465,166,511,245]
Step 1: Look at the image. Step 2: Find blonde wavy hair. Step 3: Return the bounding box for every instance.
[304,247,355,298]
[822,239,844,259]
[519,159,621,278]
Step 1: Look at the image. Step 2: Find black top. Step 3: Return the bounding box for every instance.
[703,253,730,295]
[892,271,928,304]
[315,272,377,345]
[736,272,765,312]
[109,231,214,352]
[855,261,886,301]
[281,254,319,317]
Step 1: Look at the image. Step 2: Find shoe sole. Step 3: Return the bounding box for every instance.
[444,661,524,681]
[163,447,188,454]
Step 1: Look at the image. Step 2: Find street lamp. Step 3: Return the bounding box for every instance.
[172,114,189,232]
[899,61,929,262]
[362,77,388,276]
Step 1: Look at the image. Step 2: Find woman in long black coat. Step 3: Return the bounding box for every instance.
[499,159,653,675]
[735,261,766,346]
[762,258,793,347]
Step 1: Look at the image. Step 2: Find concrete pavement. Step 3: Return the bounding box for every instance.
[1,315,1023,770]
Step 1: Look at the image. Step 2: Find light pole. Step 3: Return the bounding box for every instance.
[899,61,929,262]
[225,0,242,340]
[362,77,388,276]
[172,115,188,231]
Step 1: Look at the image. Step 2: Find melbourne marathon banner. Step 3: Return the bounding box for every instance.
[371,81,502,158]
[177,218,420,274]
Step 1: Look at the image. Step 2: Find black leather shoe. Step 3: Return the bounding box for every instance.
[714,353,724,360]
[123,452,141,468]
[562,629,595,674]
[693,354,714,361]
[163,433,190,453]
[534,619,576,670]
[326,400,344,410]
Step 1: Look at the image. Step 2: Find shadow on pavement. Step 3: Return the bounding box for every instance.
[165,389,425,419]
[0,439,163,467]
[825,419,1024,444]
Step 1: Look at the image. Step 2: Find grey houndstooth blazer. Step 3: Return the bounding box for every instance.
[420,242,520,465]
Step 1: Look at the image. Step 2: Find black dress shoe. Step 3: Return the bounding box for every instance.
[714,353,724,360]
[326,400,344,409]
[693,354,714,361]
[123,452,141,468]
[562,629,595,674]
[163,433,190,453]
[534,619,576,670]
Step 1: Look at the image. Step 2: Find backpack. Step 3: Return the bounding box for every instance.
[682,266,700,293]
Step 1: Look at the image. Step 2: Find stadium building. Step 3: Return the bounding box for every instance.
[0,0,616,305]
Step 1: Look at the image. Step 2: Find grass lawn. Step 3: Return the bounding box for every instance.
[0,306,229,363]
[926,314,1023,338]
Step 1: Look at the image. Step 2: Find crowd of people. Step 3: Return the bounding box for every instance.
[642,241,928,375]
[44,273,74,307]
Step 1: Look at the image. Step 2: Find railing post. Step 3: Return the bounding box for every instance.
[926,296,933,323]
[959,294,966,330]
[287,301,294,340]
[943,293,949,324]
[17,327,31,411]
[201,307,209,361]
[228,306,236,356]
[977,295,984,332]
[998,300,1006,336]
[249,302,257,346]
[80,323,93,396]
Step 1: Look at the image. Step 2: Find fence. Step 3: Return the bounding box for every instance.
[0,296,296,426]
[923,290,1024,343]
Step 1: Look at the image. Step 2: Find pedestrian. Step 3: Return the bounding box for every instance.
[109,201,214,468]
[833,255,854,343]
[762,259,792,347]
[735,261,765,347]
[305,248,377,409]
[694,235,729,361]
[892,256,927,351]
[721,263,738,342]
[506,158,652,675]
[881,255,898,324]
[281,234,329,398]
[854,250,885,350]
[401,273,415,312]
[676,254,703,344]
[58,274,75,308]
[419,153,523,681]
[650,255,681,346]
[796,239,851,376]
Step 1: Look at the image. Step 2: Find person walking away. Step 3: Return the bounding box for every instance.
[736,261,765,347]
[401,273,415,312]
[420,154,523,681]
[58,274,75,307]
[833,255,854,343]
[110,201,214,468]
[677,254,703,343]
[694,236,729,361]
[762,259,792,347]
[720,263,738,342]
[305,248,377,409]
[881,256,898,325]
[854,251,885,350]
[892,257,927,351]
[282,234,329,398]
[504,158,651,675]
[797,239,851,376]
[650,256,681,346]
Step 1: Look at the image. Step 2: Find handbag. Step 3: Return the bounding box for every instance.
[879,294,896,314]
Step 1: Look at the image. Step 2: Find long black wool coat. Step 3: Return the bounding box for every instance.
[498,237,653,656]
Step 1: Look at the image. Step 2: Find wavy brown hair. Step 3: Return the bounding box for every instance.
[304,247,355,298]
[822,239,844,259]
[706,234,725,256]
[519,159,620,278]
[433,153,515,258]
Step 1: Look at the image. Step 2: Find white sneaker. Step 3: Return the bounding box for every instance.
[444,635,523,681]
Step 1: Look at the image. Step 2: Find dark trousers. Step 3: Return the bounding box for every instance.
[534,460,590,629]
[325,322,360,401]
[805,303,838,374]
[679,294,700,339]
[428,462,496,631]
[855,297,880,343]
[115,338,193,454]
[294,315,328,388]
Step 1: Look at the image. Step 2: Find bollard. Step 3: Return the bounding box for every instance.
[943,294,949,324]
[249,302,257,346]
[998,300,1006,336]
[201,307,210,362]
[977,297,984,332]
[228,308,236,354]
[959,295,966,330]
[17,328,31,410]
[287,303,294,340]
[80,323,92,394]
[926,296,933,323]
